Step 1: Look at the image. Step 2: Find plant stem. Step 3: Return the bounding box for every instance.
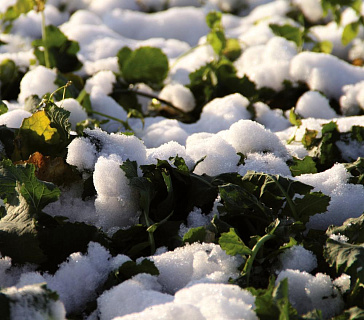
[243,233,275,286]
[41,10,50,69]
[269,175,299,221]
[90,110,126,125]
[114,88,183,114]
[144,209,156,255]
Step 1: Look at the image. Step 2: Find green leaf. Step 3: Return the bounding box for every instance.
[351,126,364,142]
[0,125,16,159]
[0,160,60,210]
[343,157,364,185]
[289,156,317,176]
[342,21,360,46]
[247,277,299,320]
[183,226,206,244]
[206,11,222,29]
[272,278,293,319]
[293,192,330,224]
[324,238,364,284]
[219,228,252,256]
[207,29,226,56]
[0,193,47,264]
[326,214,364,244]
[312,40,333,54]
[113,259,159,283]
[117,46,168,89]
[0,101,8,115]
[269,24,303,48]
[0,59,23,101]
[37,217,107,273]
[302,129,318,148]
[223,38,242,61]
[169,156,190,172]
[289,108,302,127]
[111,225,150,259]
[0,0,34,32]
[32,25,82,73]
[120,160,139,180]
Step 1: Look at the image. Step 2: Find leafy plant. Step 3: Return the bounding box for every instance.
[32,25,82,72]
[269,23,333,53]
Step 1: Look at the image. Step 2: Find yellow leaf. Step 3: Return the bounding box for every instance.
[21,111,59,143]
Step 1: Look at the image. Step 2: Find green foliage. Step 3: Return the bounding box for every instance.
[182,226,206,244]
[0,59,24,101]
[117,46,169,90]
[0,101,8,116]
[269,24,305,48]
[321,0,362,24]
[269,23,333,53]
[0,0,35,32]
[218,228,252,256]
[0,159,106,269]
[32,25,82,73]
[248,277,299,319]
[324,238,364,284]
[289,156,318,176]
[342,20,361,46]
[343,158,364,185]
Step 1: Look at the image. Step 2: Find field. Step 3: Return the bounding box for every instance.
[1,0,364,319]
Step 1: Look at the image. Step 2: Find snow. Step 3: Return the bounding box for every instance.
[223,119,290,160]
[93,155,140,230]
[186,132,240,175]
[17,242,130,315]
[5,283,67,320]
[193,93,252,133]
[18,65,58,104]
[295,91,337,119]
[3,0,364,318]
[149,242,240,294]
[290,52,364,100]
[235,36,297,91]
[277,245,318,273]
[158,83,195,113]
[276,269,344,318]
